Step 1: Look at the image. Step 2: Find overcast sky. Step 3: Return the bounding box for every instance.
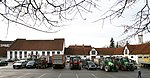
[0,0,150,47]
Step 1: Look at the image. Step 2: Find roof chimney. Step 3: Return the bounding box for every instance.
[138,35,143,44]
[82,44,84,47]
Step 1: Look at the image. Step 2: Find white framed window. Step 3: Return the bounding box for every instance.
[91,51,96,55]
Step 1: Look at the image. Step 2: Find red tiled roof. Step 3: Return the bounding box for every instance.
[127,43,150,54]
[95,48,114,55]
[95,47,124,55]
[8,38,65,50]
[114,47,124,55]
[65,45,92,55]
[0,47,7,56]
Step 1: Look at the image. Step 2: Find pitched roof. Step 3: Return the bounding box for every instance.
[8,38,65,50]
[95,48,115,55]
[95,47,124,55]
[0,47,7,56]
[0,40,13,44]
[127,43,150,54]
[114,47,124,55]
[65,45,92,55]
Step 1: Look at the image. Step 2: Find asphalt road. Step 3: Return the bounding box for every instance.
[0,63,150,78]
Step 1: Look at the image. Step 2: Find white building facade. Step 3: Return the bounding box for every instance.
[7,38,65,60]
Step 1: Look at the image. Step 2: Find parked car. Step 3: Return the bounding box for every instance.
[0,61,8,66]
[6,58,19,62]
[13,61,27,69]
[66,59,70,63]
[70,56,81,70]
[85,61,97,70]
[26,61,37,69]
[82,59,90,68]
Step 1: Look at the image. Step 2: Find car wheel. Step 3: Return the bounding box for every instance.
[100,65,103,70]
[121,66,125,71]
[13,66,16,69]
[88,66,90,70]
[105,66,109,72]
[20,66,22,69]
[79,67,81,70]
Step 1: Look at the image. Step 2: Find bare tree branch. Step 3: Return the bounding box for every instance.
[0,0,99,33]
[94,0,149,44]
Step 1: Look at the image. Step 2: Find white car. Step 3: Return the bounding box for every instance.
[13,61,27,69]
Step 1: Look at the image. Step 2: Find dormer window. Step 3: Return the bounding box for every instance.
[92,51,96,55]
[125,49,128,55]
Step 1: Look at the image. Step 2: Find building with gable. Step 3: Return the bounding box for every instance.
[7,38,65,60]
[124,43,150,64]
[65,45,100,61]
[65,45,125,61]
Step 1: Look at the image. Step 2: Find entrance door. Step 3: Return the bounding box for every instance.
[91,56,96,61]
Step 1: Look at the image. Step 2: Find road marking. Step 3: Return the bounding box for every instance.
[76,73,79,78]
[92,74,97,78]
[18,73,30,78]
[38,73,46,78]
[58,73,61,78]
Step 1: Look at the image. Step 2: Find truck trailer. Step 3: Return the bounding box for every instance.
[52,54,65,69]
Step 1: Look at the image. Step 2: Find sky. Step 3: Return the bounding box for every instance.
[0,0,150,48]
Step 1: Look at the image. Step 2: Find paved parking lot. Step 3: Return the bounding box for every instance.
[0,63,150,78]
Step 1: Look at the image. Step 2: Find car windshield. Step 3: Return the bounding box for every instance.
[122,58,129,62]
[88,61,94,65]
[28,61,34,63]
[16,61,23,63]
[27,61,34,65]
[105,58,112,61]
[73,58,79,61]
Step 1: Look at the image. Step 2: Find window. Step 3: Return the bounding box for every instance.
[144,56,148,58]
[24,51,27,57]
[36,51,38,55]
[125,49,128,54]
[10,51,12,59]
[57,51,60,54]
[31,51,33,55]
[42,51,45,56]
[138,56,142,58]
[47,52,50,56]
[131,56,133,58]
[19,51,22,58]
[67,56,70,57]
[84,56,86,58]
[52,52,55,55]
[15,51,17,58]
[91,51,95,55]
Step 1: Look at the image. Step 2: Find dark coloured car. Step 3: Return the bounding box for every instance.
[26,61,37,69]
[0,61,8,66]
[70,56,81,70]
[13,61,27,69]
[85,61,97,70]
[6,58,19,62]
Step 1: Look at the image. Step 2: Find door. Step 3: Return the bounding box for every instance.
[91,56,96,61]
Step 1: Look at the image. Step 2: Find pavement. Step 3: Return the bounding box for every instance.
[0,63,150,78]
